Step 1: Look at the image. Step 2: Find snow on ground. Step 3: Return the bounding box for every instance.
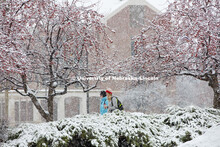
[180,125,220,147]
[3,106,220,147]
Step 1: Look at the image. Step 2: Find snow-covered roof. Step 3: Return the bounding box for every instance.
[100,0,160,23]
[98,0,159,17]
[95,0,169,16]
[89,0,169,24]
[58,0,169,17]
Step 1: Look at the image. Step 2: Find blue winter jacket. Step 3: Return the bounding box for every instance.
[100,96,108,115]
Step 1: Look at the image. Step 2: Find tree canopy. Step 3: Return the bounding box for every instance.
[132,0,220,108]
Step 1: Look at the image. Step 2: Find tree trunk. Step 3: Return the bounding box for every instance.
[208,74,220,109]
[21,74,52,121]
[86,90,89,114]
[48,96,54,121]
[48,86,54,121]
[29,93,52,122]
[213,90,220,109]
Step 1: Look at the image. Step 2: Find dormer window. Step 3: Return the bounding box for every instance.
[130,5,145,28]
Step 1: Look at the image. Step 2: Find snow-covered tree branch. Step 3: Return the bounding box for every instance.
[0,0,113,121]
[131,0,220,108]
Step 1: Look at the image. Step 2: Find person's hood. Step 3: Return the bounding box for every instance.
[101,96,107,102]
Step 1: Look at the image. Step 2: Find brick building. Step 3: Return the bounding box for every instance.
[97,0,160,90]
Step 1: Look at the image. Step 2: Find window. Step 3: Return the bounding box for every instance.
[89,97,100,113]
[14,101,33,123]
[20,101,27,121]
[131,39,135,56]
[14,102,19,122]
[0,102,5,120]
[130,5,145,28]
[65,97,80,118]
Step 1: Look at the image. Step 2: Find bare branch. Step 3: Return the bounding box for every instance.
[15,89,28,97]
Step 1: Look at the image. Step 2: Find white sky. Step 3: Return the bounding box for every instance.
[145,0,170,11]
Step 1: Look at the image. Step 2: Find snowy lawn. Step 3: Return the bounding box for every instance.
[3,106,220,147]
[179,125,220,147]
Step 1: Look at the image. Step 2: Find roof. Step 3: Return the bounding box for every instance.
[58,0,169,20]
[93,0,169,23]
[95,0,169,15]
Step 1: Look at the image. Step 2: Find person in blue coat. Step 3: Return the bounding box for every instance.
[100,91,108,115]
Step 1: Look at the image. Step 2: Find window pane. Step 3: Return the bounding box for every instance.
[89,97,100,113]
[20,101,26,121]
[2,103,5,119]
[27,101,33,121]
[53,101,58,121]
[65,97,80,118]
[14,102,19,122]
[131,39,135,56]
[130,5,145,28]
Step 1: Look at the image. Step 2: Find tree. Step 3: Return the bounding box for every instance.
[0,0,31,73]
[0,0,112,121]
[131,0,220,108]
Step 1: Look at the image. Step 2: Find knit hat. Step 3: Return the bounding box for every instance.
[106,89,112,95]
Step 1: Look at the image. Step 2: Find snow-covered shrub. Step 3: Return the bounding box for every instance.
[3,106,220,147]
[120,77,213,114]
